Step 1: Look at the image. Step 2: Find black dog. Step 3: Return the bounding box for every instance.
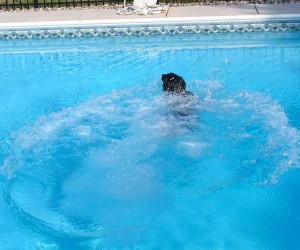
[162,73,191,95]
[161,73,195,119]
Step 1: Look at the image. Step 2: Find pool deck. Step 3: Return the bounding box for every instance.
[0,3,300,27]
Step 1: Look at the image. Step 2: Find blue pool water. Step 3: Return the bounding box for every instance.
[0,31,300,249]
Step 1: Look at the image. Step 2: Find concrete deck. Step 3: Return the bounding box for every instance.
[0,3,299,25]
[167,5,257,17]
[256,3,300,15]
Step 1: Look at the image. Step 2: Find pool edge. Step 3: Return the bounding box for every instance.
[0,14,300,39]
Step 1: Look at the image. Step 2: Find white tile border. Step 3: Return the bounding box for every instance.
[0,14,300,29]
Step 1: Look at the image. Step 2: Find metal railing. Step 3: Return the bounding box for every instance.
[0,0,128,10]
[0,0,292,11]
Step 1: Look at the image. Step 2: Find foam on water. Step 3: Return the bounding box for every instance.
[1,81,300,247]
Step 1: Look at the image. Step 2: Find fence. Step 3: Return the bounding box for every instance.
[0,0,287,11]
[0,0,134,10]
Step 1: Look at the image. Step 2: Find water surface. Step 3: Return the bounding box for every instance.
[0,32,300,249]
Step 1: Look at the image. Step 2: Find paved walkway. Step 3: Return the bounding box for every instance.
[0,3,300,24]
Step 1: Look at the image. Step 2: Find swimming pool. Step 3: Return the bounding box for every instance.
[0,22,300,249]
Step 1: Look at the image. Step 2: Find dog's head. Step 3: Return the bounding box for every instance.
[162,73,186,93]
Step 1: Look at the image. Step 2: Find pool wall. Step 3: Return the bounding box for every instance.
[0,15,300,39]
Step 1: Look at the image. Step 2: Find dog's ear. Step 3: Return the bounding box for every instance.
[162,74,167,81]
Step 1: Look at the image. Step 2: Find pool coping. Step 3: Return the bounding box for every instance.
[1,14,300,28]
[0,14,300,39]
